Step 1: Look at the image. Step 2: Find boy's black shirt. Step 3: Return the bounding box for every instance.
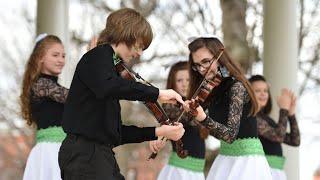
[62,44,159,146]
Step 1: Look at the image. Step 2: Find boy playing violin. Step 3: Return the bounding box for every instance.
[58,8,185,180]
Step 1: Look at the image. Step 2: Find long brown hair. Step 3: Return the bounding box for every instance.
[249,75,272,115]
[166,61,188,91]
[97,8,153,50]
[187,37,258,116]
[20,35,62,126]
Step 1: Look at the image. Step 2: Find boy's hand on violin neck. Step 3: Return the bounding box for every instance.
[155,123,185,141]
[158,89,186,106]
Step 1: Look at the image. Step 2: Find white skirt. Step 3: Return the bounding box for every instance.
[206,154,272,180]
[270,168,286,180]
[158,164,205,180]
[23,142,62,180]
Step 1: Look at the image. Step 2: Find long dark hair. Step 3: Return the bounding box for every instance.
[187,37,258,116]
[249,75,272,115]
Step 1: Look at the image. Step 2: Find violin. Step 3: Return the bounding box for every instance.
[113,55,187,159]
[148,106,188,160]
[148,49,225,159]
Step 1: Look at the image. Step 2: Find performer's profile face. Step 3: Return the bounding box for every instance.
[116,40,143,62]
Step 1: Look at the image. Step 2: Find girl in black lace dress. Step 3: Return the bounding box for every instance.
[249,75,300,180]
[20,34,68,180]
[183,37,272,180]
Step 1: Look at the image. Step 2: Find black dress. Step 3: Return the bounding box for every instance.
[257,110,300,170]
[200,77,272,179]
[162,103,206,173]
[23,73,68,180]
[201,77,258,143]
[30,73,68,142]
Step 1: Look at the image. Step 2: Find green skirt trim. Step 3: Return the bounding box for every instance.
[36,126,66,143]
[168,152,205,172]
[219,138,265,156]
[266,155,285,170]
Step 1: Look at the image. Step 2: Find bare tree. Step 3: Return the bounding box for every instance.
[0,5,35,179]
[297,0,320,95]
[221,0,251,72]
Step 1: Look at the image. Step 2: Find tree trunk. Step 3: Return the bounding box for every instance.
[220,0,251,72]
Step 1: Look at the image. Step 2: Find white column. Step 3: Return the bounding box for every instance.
[37,0,72,87]
[263,0,299,180]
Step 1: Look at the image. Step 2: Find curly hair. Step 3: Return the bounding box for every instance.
[20,35,62,126]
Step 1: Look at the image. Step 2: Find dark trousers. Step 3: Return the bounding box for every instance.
[58,134,125,180]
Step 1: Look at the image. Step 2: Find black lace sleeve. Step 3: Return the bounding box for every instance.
[284,115,300,146]
[257,109,289,143]
[200,82,246,143]
[32,77,69,103]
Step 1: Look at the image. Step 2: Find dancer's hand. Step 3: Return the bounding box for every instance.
[289,92,297,116]
[183,99,206,121]
[194,105,206,122]
[277,88,291,110]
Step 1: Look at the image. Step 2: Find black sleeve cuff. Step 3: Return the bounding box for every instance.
[140,127,157,141]
[279,109,289,116]
[121,126,157,144]
[145,86,159,102]
[288,114,296,121]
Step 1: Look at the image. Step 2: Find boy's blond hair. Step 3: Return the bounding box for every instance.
[97,8,153,50]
